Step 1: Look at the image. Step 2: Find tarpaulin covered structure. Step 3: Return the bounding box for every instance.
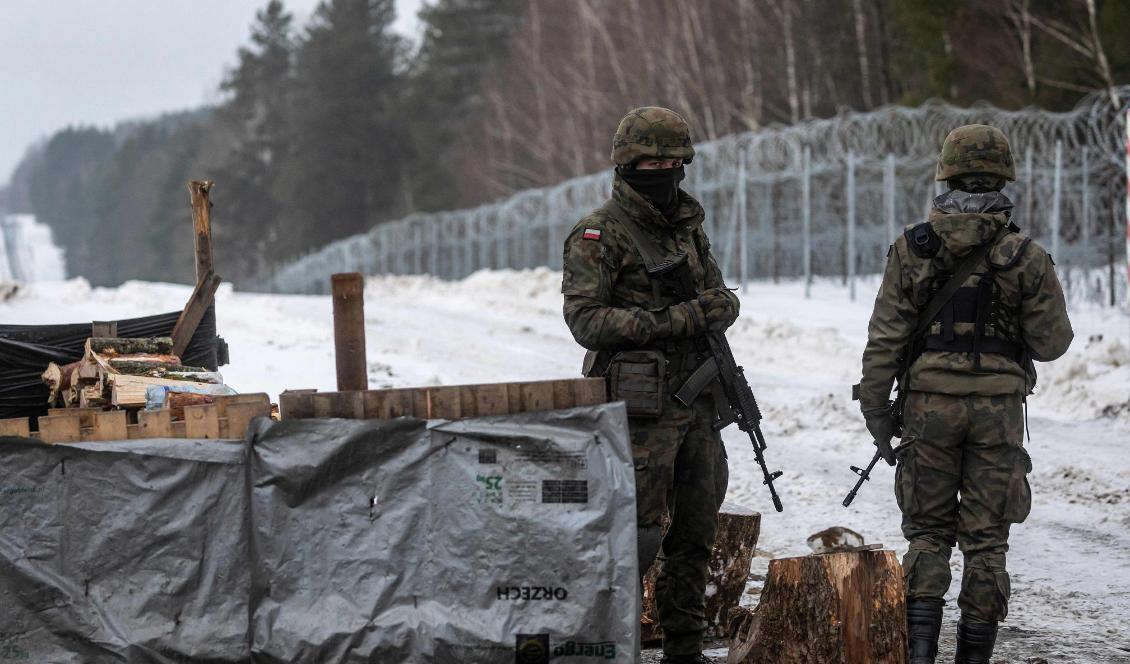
[0,402,638,663]
[0,307,225,421]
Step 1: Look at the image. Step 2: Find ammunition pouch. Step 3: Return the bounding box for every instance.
[608,350,666,418]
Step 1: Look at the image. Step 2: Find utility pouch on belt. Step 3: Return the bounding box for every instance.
[608,350,666,418]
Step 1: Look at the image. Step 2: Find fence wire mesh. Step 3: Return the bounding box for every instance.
[259,89,1130,306]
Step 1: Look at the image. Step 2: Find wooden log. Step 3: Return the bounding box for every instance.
[167,392,215,420]
[138,409,173,438]
[88,337,175,357]
[184,404,220,439]
[90,411,128,441]
[331,272,368,391]
[108,359,207,376]
[38,414,82,443]
[188,180,215,282]
[171,271,222,358]
[0,418,31,439]
[727,550,907,664]
[641,502,761,643]
[109,374,217,409]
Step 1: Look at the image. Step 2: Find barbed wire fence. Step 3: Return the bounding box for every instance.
[259,89,1130,308]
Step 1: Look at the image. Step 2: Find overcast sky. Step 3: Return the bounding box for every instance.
[0,0,425,186]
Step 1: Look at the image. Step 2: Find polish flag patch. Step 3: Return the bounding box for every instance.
[582,228,602,241]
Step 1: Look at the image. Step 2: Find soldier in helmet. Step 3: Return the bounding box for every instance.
[859,124,1073,663]
[561,106,738,664]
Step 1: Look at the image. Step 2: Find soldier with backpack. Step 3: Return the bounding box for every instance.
[858,124,1074,663]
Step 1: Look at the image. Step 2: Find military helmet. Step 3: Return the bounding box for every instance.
[611,106,695,166]
[935,124,1015,182]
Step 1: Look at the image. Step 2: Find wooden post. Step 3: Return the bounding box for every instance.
[727,549,907,664]
[332,272,368,392]
[187,181,215,282]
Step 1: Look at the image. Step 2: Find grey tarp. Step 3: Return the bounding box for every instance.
[0,402,638,663]
[0,437,250,663]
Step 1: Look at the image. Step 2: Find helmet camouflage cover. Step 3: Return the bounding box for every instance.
[936,124,1016,182]
[611,106,695,165]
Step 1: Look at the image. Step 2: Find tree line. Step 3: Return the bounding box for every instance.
[4,0,1128,287]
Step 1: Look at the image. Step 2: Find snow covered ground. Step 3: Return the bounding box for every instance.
[3,270,1128,662]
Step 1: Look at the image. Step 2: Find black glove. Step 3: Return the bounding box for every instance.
[861,403,899,466]
[698,288,740,331]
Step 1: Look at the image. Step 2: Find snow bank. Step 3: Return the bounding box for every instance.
[0,214,66,283]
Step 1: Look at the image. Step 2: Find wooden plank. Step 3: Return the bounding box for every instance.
[551,379,576,409]
[171,271,221,358]
[472,383,510,416]
[49,407,103,429]
[411,389,430,419]
[279,390,317,420]
[428,386,463,419]
[458,385,478,418]
[574,377,609,406]
[519,381,555,413]
[171,420,187,438]
[224,401,271,439]
[138,409,173,438]
[213,392,271,419]
[506,384,523,414]
[184,404,220,439]
[91,321,118,338]
[312,391,364,419]
[90,410,128,441]
[0,418,31,438]
[38,414,82,444]
[363,388,413,419]
[109,374,217,409]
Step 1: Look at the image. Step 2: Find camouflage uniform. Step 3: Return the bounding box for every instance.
[561,108,731,658]
[861,125,1073,661]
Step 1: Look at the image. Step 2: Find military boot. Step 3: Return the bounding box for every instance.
[906,598,944,663]
[954,617,998,663]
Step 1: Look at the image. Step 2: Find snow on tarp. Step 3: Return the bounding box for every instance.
[0,401,638,663]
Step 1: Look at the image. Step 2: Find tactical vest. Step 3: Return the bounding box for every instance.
[905,221,1030,370]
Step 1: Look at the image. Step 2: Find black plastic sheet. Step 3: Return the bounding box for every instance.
[0,305,221,420]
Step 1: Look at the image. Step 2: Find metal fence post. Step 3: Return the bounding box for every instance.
[738,150,749,287]
[885,153,896,244]
[1052,140,1062,262]
[847,152,857,301]
[802,145,812,299]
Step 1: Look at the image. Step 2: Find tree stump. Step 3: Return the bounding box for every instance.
[641,502,761,642]
[727,549,907,664]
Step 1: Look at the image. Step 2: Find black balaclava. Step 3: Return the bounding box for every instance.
[617,164,686,219]
[947,173,1007,193]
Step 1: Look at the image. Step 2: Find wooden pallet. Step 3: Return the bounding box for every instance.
[279,377,608,421]
[0,393,272,444]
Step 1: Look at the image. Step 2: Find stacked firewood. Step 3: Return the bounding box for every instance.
[42,337,226,412]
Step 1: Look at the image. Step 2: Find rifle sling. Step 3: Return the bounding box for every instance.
[600,200,669,271]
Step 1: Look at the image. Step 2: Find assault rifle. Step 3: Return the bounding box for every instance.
[842,391,900,508]
[650,254,784,513]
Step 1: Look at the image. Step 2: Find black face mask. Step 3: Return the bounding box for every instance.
[618,165,686,217]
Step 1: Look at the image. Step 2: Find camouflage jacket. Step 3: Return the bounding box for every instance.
[561,173,727,376]
[859,195,1073,409]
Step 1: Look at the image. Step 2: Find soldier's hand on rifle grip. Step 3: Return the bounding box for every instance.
[667,299,709,338]
[698,288,739,331]
[861,403,898,466]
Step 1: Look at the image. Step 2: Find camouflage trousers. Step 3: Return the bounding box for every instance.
[896,391,1032,623]
[631,395,729,656]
